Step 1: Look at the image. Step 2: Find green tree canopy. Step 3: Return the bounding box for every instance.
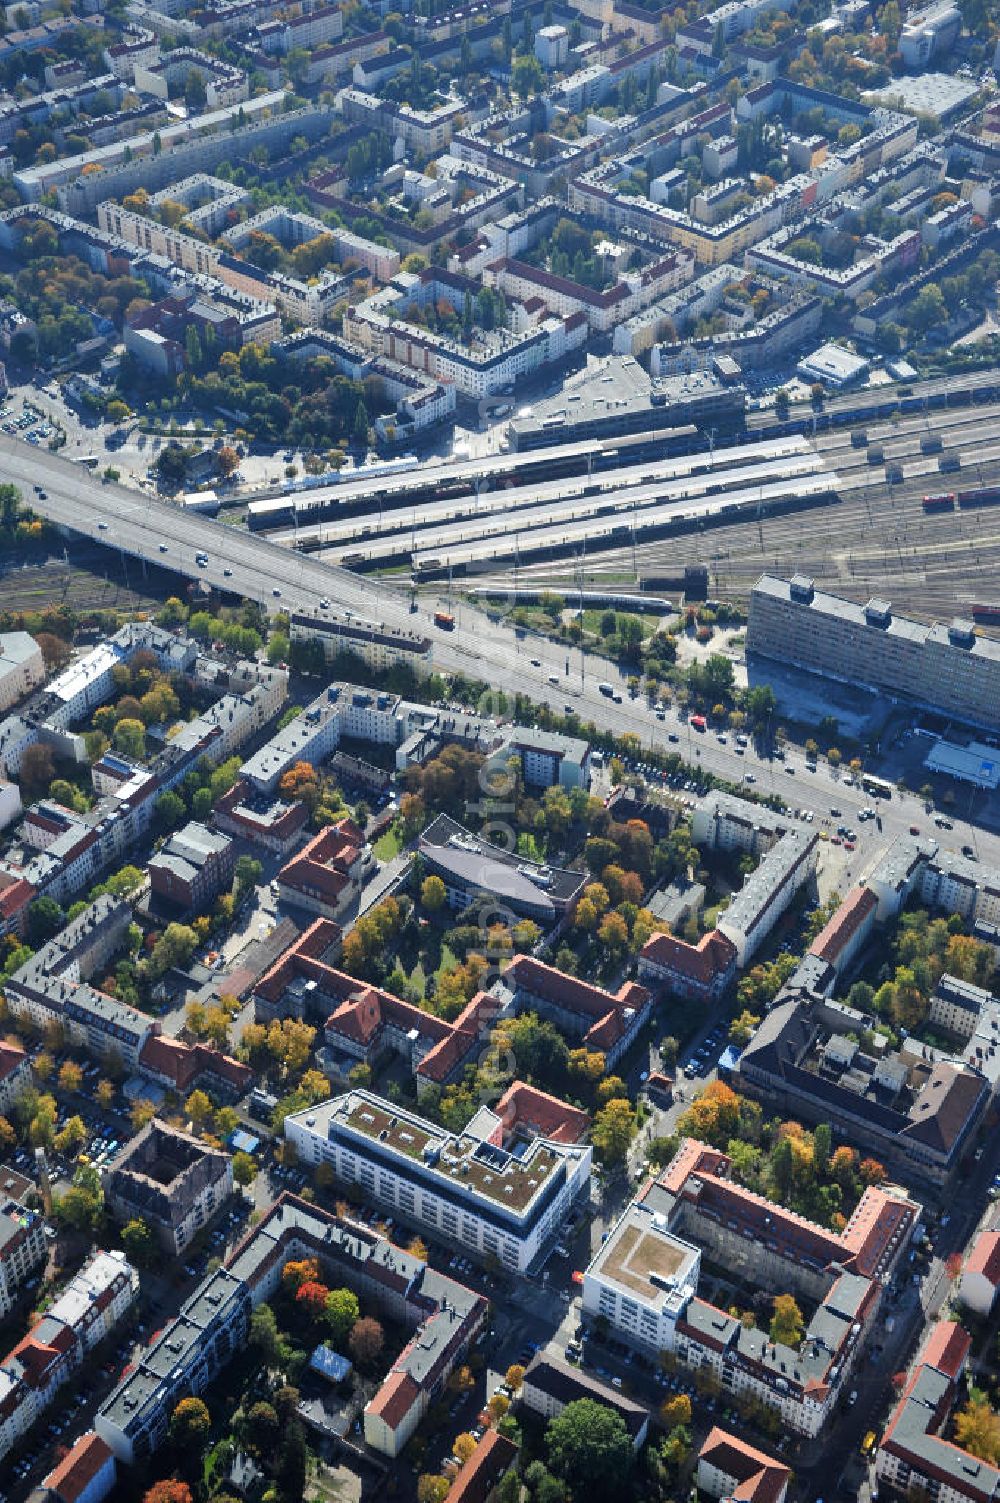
[546,1399,634,1499]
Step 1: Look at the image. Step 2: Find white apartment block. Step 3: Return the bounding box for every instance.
[344,276,587,399]
[241,682,407,794]
[0,1250,137,1462]
[289,610,432,676]
[717,829,819,965]
[284,1090,592,1274]
[691,790,790,856]
[748,574,1000,731]
[583,1201,701,1355]
[0,1198,46,1321]
[0,633,45,714]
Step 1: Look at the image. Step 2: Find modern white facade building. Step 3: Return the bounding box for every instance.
[284,1089,592,1273]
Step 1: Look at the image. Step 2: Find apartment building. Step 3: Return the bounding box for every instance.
[0,1042,30,1117]
[876,1322,1000,1503]
[714,828,818,966]
[253,917,469,1079]
[929,974,997,1039]
[4,896,151,1066]
[500,727,591,791]
[0,622,196,775]
[737,992,988,1184]
[481,249,694,336]
[638,927,738,1003]
[0,1196,46,1320]
[133,48,248,108]
[223,204,398,282]
[290,611,432,677]
[0,659,285,912]
[36,103,330,216]
[0,1251,137,1462]
[583,1139,917,1436]
[147,821,234,915]
[278,329,455,440]
[748,574,1000,731]
[212,779,309,855]
[0,633,44,714]
[445,1432,518,1503]
[807,885,878,980]
[284,1088,592,1274]
[520,1353,650,1448]
[494,955,651,1069]
[41,1432,117,1503]
[274,818,370,921]
[105,1122,233,1255]
[746,223,922,301]
[339,87,464,155]
[0,780,20,834]
[690,790,790,855]
[899,2,961,67]
[697,1430,790,1503]
[959,1230,1000,1318]
[4,897,250,1094]
[96,1195,487,1463]
[241,682,407,795]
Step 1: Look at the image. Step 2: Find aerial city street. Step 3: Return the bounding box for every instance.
[4,3,1000,1503]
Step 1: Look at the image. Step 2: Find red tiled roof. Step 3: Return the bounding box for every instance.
[327,987,385,1045]
[0,1041,26,1081]
[641,927,737,985]
[657,1138,729,1192]
[368,1369,421,1430]
[504,955,649,1021]
[137,1034,250,1092]
[43,1433,113,1503]
[416,1025,479,1085]
[921,1320,972,1381]
[447,1430,517,1503]
[965,1230,1000,1286]
[326,979,451,1047]
[659,1138,917,1280]
[809,886,877,964]
[699,1426,790,1503]
[277,818,365,905]
[495,1080,591,1144]
[10,1325,74,1385]
[0,877,34,920]
[840,1185,920,1277]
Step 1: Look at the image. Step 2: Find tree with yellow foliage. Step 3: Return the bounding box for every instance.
[955,1393,1000,1464]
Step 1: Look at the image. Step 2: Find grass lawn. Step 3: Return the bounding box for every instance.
[374,823,403,861]
[435,941,460,981]
[580,608,656,641]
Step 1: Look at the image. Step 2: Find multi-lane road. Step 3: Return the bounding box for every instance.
[9,432,1000,870]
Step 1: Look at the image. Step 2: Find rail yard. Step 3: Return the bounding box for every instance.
[240,388,1000,620]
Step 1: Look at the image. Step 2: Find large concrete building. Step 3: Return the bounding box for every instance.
[747,574,1000,731]
[104,1121,233,1255]
[583,1138,918,1437]
[737,991,988,1185]
[418,814,586,924]
[284,1088,592,1274]
[96,1195,487,1465]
